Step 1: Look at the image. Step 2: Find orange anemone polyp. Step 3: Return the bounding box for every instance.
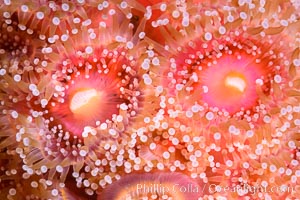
[45,44,143,138]
[48,70,125,137]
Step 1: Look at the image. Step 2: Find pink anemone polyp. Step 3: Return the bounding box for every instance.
[164,32,282,115]
[201,52,264,114]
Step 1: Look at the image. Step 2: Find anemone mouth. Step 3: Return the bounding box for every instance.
[46,46,142,138]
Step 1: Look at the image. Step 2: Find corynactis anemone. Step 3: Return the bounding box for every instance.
[0,0,299,199]
[142,0,300,199]
[157,1,298,117]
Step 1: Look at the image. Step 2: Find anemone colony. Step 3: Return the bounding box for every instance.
[0,0,299,199]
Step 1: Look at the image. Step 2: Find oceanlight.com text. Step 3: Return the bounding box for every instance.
[136,183,296,196]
